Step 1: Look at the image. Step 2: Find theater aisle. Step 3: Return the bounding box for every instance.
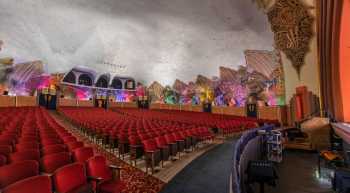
[159,139,236,193]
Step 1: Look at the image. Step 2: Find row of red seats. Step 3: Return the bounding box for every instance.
[0,107,125,193]
[59,107,215,173]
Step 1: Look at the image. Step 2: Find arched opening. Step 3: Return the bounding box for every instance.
[78,74,93,86]
[96,76,109,88]
[62,71,76,84]
[111,78,123,89]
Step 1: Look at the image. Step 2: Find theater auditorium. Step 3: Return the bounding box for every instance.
[0,0,349,193]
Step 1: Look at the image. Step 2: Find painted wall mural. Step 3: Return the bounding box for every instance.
[147,49,285,106]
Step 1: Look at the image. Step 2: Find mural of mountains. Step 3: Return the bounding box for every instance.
[148,81,165,102]
[172,79,188,94]
[219,66,238,82]
[195,75,213,88]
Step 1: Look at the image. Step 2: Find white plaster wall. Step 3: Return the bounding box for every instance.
[0,0,274,85]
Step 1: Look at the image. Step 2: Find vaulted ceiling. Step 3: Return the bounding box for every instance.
[0,0,273,85]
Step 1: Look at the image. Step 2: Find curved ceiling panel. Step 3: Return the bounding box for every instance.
[0,0,273,85]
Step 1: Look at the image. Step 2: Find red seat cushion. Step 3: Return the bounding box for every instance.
[42,144,67,156]
[87,156,112,181]
[9,150,40,163]
[41,152,72,173]
[2,175,52,193]
[0,160,39,189]
[73,147,94,163]
[0,155,7,166]
[53,163,90,193]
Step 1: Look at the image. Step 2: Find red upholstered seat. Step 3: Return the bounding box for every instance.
[2,175,52,193]
[41,152,72,173]
[53,163,93,193]
[0,139,15,148]
[42,144,67,156]
[0,154,7,166]
[9,149,40,163]
[73,147,94,163]
[67,141,84,151]
[16,142,39,152]
[0,145,13,159]
[0,160,39,189]
[87,156,125,193]
[41,138,62,147]
[63,136,77,143]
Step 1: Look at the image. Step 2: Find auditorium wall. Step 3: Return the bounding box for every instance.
[0,96,37,107]
[16,96,37,107]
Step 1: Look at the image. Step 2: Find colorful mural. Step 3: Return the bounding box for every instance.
[147,50,285,107]
[1,40,285,106]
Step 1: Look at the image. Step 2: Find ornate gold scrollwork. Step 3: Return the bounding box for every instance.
[267,0,314,76]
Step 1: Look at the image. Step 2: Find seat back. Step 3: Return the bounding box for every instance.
[0,160,39,189]
[42,144,67,156]
[142,139,157,151]
[87,156,112,181]
[0,145,13,157]
[63,136,77,143]
[155,136,166,147]
[73,147,94,163]
[16,142,40,152]
[53,163,88,193]
[41,152,72,173]
[0,154,7,166]
[10,149,40,163]
[2,175,52,193]
[67,141,84,151]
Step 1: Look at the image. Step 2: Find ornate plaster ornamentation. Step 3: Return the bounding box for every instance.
[267,0,314,76]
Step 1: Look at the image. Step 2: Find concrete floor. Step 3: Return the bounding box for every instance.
[263,150,332,193]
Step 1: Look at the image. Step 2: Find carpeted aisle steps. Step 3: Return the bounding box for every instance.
[159,139,237,193]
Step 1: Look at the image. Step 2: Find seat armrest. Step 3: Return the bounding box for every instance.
[109,165,122,180]
[41,172,54,177]
[87,176,104,183]
[109,164,123,170]
[130,144,143,148]
[145,150,157,153]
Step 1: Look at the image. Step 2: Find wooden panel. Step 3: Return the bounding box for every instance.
[212,106,224,114]
[172,104,181,111]
[16,96,37,107]
[222,107,246,116]
[149,103,161,110]
[181,105,192,111]
[77,100,94,107]
[258,106,287,125]
[0,96,16,107]
[109,102,123,108]
[191,105,202,112]
[59,98,77,107]
[123,102,138,108]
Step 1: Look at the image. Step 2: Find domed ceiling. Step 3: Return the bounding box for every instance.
[0,0,273,85]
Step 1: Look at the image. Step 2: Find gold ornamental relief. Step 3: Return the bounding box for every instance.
[267,0,314,76]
